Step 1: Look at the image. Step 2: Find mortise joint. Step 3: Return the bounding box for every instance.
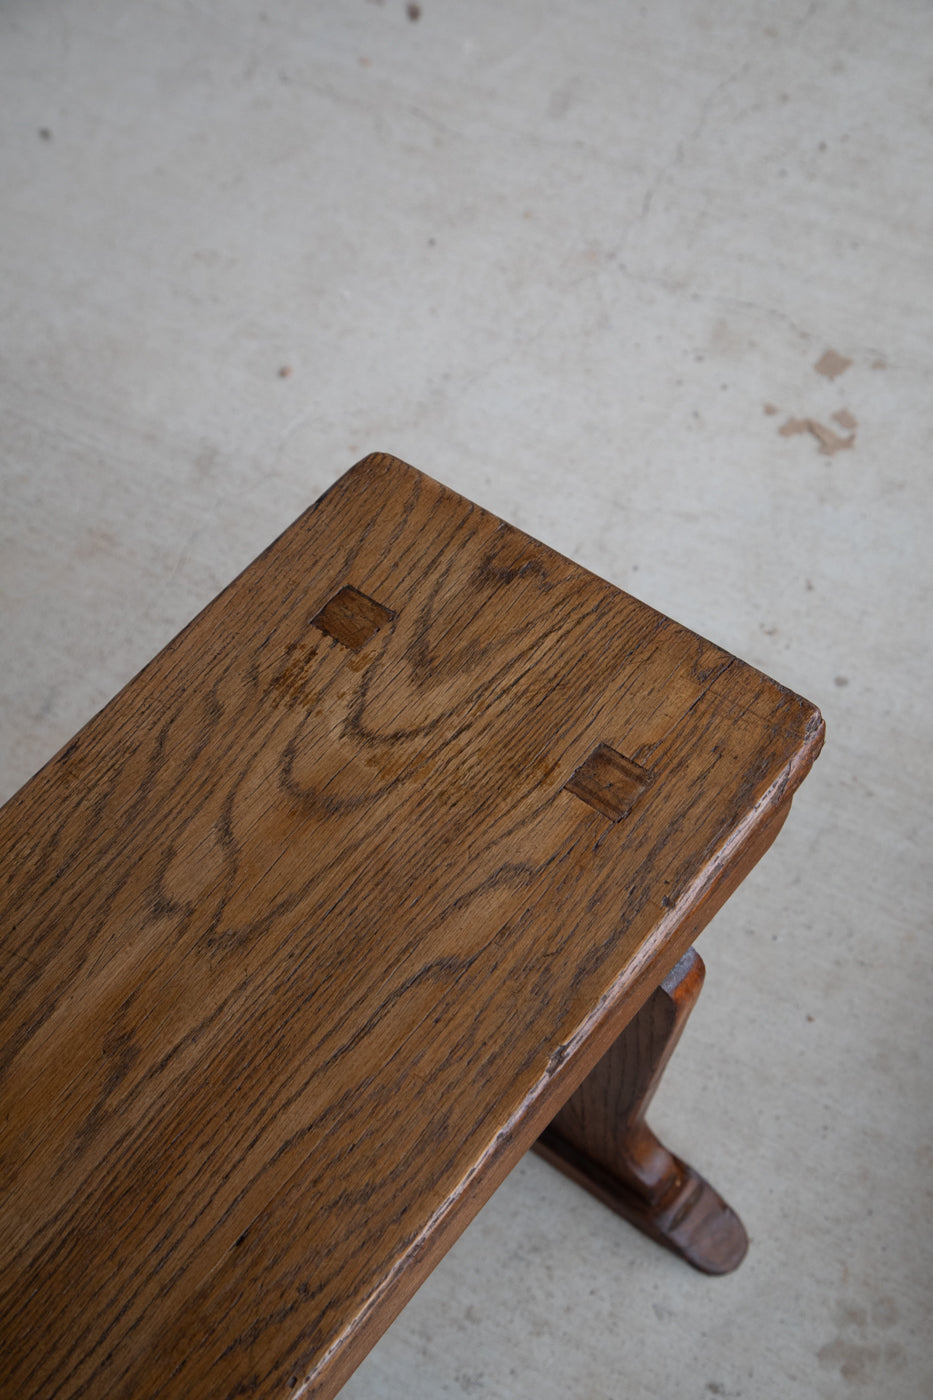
[564,744,652,821]
[311,586,395,649]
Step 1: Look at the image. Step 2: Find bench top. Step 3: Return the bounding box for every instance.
[0,454,823,1399]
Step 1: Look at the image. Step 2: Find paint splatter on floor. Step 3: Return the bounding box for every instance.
[815,348,852,380]
[779,417,855,455]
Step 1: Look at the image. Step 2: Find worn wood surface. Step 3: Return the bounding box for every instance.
[537,946,748,1275]
[0,453,824,1399]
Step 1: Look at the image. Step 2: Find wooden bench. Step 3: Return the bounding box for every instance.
[0,454,823,1399]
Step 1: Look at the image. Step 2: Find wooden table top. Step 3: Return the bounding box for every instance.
[0,454,823,1400]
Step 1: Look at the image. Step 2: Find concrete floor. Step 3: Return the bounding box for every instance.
[1,2,931,1396]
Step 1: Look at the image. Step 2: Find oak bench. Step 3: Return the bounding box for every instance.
[0,454,823,1398]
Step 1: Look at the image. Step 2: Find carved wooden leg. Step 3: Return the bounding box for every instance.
[535,948,748,1275]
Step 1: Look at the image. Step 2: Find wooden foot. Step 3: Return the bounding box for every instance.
[535,948,748,1275]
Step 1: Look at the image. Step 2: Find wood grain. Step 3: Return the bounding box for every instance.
[0,453,824,1399]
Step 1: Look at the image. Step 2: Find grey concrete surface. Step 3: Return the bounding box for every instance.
[1,2,931,1397]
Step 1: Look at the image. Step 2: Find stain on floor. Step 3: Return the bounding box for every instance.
[815,348,853,379]
[778,416,855,455]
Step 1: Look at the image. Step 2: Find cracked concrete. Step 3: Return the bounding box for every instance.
[1,2,931,1398]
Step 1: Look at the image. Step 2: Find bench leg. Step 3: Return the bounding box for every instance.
[534,948,748,1275]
